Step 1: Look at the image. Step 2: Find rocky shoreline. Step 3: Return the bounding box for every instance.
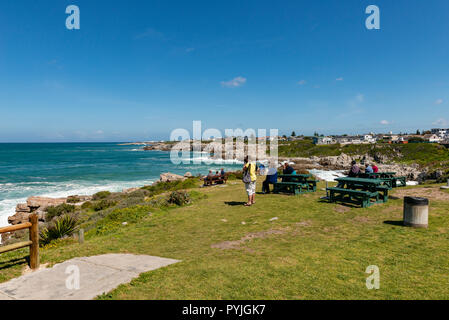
[141,141,437,182]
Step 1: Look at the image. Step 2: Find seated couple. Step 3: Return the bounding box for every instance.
[348,161,379,177]
[204,169,227,185]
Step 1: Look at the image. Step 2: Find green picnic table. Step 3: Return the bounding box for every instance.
[359,172,406,188]
[327,177,389,208]
[273,174,318,195]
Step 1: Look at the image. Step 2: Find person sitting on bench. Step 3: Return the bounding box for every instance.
[282,163,295,182]
[204,170,215,185]
[365,163,374,174]
[372,163,379,173]
[262,167,278,194]
[348,161,360,177]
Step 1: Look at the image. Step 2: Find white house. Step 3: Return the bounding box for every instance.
[313,137,336,145]
[423,134,442,143]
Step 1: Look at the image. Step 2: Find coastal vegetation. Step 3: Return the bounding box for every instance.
[278,139,449,168]
[0,177,448,299]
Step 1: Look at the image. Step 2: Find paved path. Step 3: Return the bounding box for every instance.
[0,254,180,300]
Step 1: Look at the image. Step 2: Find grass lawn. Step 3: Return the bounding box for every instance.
[0,181,448,299]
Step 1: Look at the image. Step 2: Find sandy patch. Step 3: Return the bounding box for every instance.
[295,220,312,227]
[393,187,449,202]
[211,229,287,250]
[335,205,351,213]
[350,216,372,224]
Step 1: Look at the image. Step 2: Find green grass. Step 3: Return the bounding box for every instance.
[0,181,448,299]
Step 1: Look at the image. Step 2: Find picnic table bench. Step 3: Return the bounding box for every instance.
[359,172,406,188]
[327,177,389,208]
[273,174,318,195]
[203,174,228,186]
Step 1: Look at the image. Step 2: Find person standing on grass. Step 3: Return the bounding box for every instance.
[243,156,257,206]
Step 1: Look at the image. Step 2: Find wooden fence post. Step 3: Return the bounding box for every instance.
[79,228,84,244]
[29,214,39,269]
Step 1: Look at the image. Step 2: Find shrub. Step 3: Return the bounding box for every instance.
[46,204,76,222]
[167,191,191,206]
[66,196,80,203]
[141,178,196,196]
[226,171,243,180]
[92,191,111,200]
[92,199,117,211]
[40,215,78,245]
[81,201,92,210]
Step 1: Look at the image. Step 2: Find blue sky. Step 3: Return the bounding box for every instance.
[0,0,448,142]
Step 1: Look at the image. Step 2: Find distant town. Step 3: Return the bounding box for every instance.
[284,128,449,146]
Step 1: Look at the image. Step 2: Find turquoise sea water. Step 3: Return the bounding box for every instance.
[0,143,242,227]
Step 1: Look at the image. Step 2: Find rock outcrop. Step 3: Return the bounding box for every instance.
[7,195,91,226]
[159,172,186,183]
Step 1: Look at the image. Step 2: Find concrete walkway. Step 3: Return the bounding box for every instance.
[0,254,180,300]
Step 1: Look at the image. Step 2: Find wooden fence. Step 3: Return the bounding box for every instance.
[0,214,39,269]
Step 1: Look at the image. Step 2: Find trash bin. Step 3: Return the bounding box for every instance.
[403,197,428,228]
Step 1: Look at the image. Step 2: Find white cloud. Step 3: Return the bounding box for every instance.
[221,76,247,88]
[336,77,344,81]
[435,99,443,105]
[297,80,307,85]
[135,28,165,40]
[95,130,104,135]
[186,47,195,53]
[380,120,390,125]
[355,94,364,102]
[433,118,449,126]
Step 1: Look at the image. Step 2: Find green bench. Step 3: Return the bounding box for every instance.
[327,187,379,208]
[273,174,318,195]
[360,172,406,188]
[273,182,304,195]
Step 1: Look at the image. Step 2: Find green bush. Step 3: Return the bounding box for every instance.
[226,171,243,180]
[92,191,111,200]
[66,196,80,203]
[141,178,196,196]
[167,191,191,206]
[92,199,117,211]
[46,204,76,222]
[40,215,78,245]
[81,201,92,210]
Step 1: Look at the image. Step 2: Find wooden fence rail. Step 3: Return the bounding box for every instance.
[0,214,39,269]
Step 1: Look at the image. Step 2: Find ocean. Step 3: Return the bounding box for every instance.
[0,143,242,227]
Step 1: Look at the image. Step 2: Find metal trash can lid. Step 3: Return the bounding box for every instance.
[404,196,429,205]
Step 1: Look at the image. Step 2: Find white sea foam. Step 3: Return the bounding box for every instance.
[0,179,155,227]
[309,169,347,182]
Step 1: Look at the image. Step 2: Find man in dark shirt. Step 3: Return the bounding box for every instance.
[282,163,295,182]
